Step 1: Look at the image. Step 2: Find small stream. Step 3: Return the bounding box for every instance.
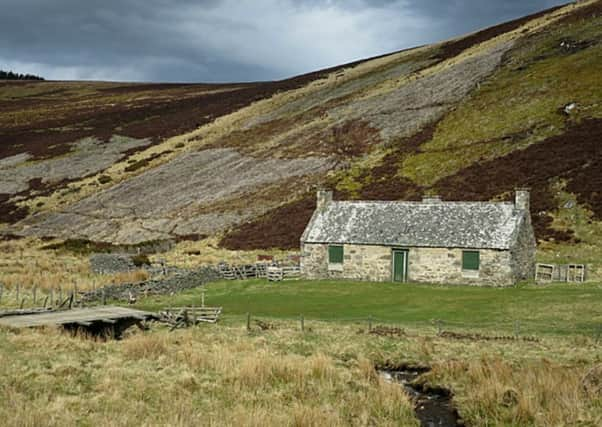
[379,367,463,427]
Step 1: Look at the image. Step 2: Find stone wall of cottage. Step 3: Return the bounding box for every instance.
[510,215,537,282]
[301,243,516,286]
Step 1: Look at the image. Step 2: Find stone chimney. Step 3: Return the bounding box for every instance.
[316,189,333,211]
[515,188,530,212]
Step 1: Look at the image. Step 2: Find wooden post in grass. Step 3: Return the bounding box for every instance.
[436,319,443,336]
[246,313,251,331]
[20,298,25,309]
[58,286,62,304]
[102,287,107,305]
[368,315,373,333]
[300,314,304,333]
[43,296,48,309]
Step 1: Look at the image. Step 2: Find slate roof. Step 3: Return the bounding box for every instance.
[301,200,527,250]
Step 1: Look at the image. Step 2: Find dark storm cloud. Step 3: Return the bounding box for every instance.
[0,0,569,82]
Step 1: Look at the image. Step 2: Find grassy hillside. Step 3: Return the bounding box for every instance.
[0,0,601,277]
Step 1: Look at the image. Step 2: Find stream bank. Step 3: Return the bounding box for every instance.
[379,366,464,427]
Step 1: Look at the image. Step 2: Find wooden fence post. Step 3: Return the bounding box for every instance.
[59,286,63,304]
[300,314,304,333]
[436,319,443,336]
[368,315,373,332]
[246,313,251,331]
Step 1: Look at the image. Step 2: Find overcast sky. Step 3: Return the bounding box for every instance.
[0,0,568,83]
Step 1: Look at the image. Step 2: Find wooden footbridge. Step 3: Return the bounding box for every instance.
[0,306,156,337]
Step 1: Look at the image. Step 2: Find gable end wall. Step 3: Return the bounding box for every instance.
[510,215,537,281]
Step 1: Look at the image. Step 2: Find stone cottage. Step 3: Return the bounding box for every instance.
[300,190,536,286]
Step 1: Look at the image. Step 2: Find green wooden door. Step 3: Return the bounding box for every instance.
[393,250,408,282]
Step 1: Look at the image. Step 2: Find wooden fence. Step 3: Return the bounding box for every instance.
[535,263,586,283]
[267,266,301,282]
[218,263,270,280]
[218,262,301,282]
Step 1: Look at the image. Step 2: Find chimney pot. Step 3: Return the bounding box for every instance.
[515,188,531,212]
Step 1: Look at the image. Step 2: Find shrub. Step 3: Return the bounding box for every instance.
[131,254,151,267]
[98,175,112,184]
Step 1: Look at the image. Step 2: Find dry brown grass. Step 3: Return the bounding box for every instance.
[0,237,149,302]
[153,236,295,269]
[0,325,420,426]
[427,356,602,426]
[111,269,149,285]
[1,320,601,426]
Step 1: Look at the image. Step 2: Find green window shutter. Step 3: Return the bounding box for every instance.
[462,251,480,270]
[328,245,344,264]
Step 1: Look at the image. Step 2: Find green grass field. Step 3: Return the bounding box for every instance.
[134,279,602,336]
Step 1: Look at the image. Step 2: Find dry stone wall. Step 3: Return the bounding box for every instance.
[90,253,135,274]
[80,266,220,304]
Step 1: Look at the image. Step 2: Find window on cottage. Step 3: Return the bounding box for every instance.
[328,245,344,264]
[462,251,480,271]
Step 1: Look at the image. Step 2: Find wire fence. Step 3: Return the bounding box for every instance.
[1,282,601,342]
[0,282,92,310]
[240,312,602,343]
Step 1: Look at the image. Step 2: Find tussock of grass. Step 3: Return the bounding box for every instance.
[427,357,602,426]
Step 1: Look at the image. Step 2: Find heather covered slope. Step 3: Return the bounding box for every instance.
[1,0,601,272]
